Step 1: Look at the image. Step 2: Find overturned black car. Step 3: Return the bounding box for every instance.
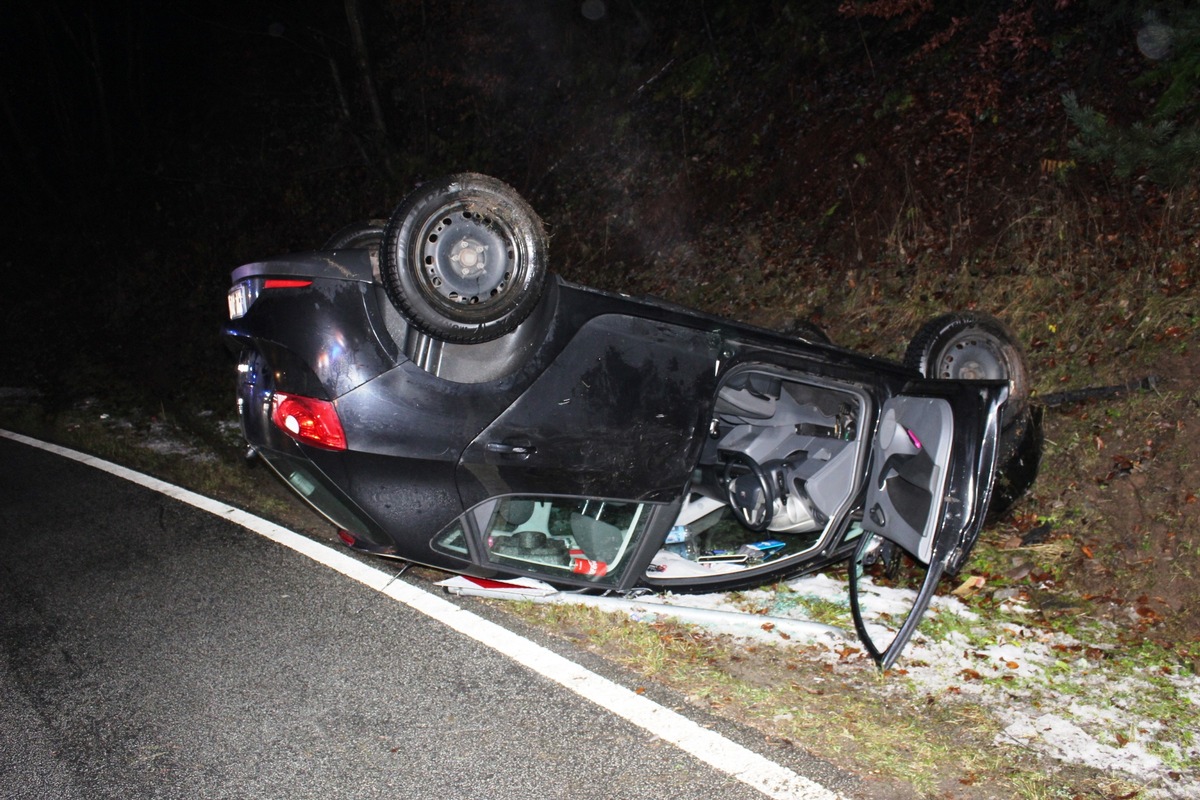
[223,174,1041,668]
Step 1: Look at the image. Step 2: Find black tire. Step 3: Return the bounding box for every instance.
[904,312,1031,419]
[323,219,387,251]
[988,405,1043,519]
[905,312,1040,519]
[380,174,548,344]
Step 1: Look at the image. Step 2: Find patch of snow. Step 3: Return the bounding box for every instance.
[79,402,224,465]
[997,711,1167,775]
[140,420,216,462]
[646,573,1200,796]
[787,572,853,603]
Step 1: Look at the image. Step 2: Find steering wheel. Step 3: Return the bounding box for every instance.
[723,453,775,532]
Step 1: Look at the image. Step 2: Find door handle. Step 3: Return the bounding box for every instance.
[485,442,536,456]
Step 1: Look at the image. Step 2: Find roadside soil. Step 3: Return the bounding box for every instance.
[1035,349,1200,658]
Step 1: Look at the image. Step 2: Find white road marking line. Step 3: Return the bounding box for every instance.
[2,429,844,800]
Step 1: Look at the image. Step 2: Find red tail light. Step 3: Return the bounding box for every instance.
[271,393,347,451]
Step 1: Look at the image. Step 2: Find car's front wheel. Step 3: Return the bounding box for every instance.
[905,312,1040,517]
[380,174,548,344]
[905,312,1031,419]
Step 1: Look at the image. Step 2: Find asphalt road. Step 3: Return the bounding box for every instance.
[0,433,853,800]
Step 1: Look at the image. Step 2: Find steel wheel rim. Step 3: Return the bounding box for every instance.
[412,201,523,321]
[934,334,1009,382]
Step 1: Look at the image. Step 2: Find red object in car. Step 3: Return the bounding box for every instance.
[271,393,347,451]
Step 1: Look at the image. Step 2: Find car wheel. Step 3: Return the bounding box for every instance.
[904,312,1031,419]
[988,405,1043,519]
[323,219,387,251]
[906,312,1039,520]
[380,174,548,344]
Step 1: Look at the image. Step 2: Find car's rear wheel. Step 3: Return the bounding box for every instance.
[380,174,548,344]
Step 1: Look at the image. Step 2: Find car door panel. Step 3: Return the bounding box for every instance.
[457,314,721,504]
[851,380,1006,670]
[862,395,954,564]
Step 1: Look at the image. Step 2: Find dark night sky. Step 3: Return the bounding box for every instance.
[0,1,399,388]
[0,1,614,233]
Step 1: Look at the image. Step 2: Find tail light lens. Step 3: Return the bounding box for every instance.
[271,393,347,451]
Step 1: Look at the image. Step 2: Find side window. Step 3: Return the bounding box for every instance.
[437,496,653,584]
[432,522,470,558]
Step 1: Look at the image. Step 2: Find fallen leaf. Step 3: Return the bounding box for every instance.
[952,575,986,597]
[1135,606,1163,624]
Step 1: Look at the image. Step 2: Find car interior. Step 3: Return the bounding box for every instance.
[648,368,871,579]
[453,496,654,585]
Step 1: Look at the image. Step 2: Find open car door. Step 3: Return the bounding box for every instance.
[848,382,1007,671]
